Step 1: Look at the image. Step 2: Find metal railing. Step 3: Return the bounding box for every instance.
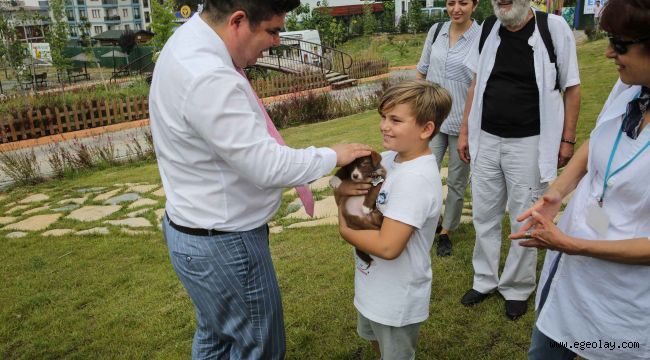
[109,50,155,82]
[254,36,353,76]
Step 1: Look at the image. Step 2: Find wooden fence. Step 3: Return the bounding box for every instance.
[251,71,329,98]
[0,96,148,144]
[348,59,390,80]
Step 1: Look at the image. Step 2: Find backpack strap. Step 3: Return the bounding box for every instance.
[430,21,444,45]
[535,11,561,91]
[478,15,497,54]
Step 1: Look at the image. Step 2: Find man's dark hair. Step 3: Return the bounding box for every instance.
[203,0,300,27]
[600,0,650,53]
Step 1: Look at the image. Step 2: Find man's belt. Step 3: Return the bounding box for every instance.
[167,214,230,237]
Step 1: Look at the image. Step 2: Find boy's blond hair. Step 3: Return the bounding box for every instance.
[378,79,452,139]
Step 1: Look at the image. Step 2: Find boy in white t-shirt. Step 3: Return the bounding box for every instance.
[336,80,452,359]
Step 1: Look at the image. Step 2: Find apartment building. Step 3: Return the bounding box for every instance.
[0,0,50,43]
[64,0,152,40]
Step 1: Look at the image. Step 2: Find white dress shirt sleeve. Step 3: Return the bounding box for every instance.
[182,70,337,189]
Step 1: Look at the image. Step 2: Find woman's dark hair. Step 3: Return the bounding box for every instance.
[600,0,650,52]
[203,0,300,27]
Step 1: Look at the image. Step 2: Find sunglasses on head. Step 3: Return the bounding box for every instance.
[607,34,650,55]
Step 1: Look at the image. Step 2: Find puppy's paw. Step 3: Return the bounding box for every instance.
[329,176,343,189]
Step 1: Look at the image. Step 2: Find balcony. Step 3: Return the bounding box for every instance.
[102,0,118,5]
[104,15,121,22]
[77,0,85,5]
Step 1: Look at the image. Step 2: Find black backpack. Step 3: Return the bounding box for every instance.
[479,12,560,91]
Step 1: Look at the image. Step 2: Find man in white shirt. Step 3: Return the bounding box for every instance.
[149,1,370,358]
[593,0,602,29]
[456,0,580,320]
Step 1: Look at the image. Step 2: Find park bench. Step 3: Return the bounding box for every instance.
[111,69,130,78]
[20,72,48,90]
[67,67,90,83]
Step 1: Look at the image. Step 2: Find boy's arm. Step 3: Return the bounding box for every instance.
[338,209,414,261]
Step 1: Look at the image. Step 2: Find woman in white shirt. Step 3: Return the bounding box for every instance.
[511,1,650,359]
[416,0,480,256]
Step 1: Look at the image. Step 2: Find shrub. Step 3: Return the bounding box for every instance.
[584,25,605,41]
[0,148,44,185]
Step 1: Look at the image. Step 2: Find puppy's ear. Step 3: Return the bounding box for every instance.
[370,151,382,167]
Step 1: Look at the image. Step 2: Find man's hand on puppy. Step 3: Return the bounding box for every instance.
[331,143,372,167]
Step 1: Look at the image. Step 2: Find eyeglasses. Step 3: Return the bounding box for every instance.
[608,34,650,55]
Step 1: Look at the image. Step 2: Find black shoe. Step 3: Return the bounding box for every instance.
[436,234,452,257]
[460,289,490,307]
[505,300,528,320]
[435,217,443,234]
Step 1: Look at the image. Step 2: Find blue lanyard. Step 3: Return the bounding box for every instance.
[599,96,650,206]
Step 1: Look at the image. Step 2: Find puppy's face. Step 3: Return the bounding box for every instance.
[347,152,384,182]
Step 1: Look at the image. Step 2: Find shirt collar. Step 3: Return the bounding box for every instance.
[192,14,238,71]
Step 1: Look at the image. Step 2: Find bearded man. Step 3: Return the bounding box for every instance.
[456,0,581,319]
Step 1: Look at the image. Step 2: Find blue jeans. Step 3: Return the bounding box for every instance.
[163,216,285,359]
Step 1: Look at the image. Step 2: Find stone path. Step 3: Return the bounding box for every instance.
[0,168,567,238]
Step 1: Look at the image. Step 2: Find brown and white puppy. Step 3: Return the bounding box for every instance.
[331,151,386,265]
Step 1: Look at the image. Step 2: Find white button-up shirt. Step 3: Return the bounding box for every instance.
[536,80,650,360]
[149,14,336,231]
[464,11,580,182]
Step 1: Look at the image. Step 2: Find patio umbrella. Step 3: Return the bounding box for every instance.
[70,52,96,74]
[101,50,128,71]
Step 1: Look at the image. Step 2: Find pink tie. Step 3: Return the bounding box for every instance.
[236,68,316,217]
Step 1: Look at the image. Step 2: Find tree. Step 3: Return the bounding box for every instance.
[362,1,378,35]
[406,0,422,34]
[46,0,72,90]
[78,16,107,88]
[150,0,177,55]
[118,30,137,67]
[0,10,27,85]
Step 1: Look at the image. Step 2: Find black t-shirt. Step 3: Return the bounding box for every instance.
[481,17,540,138]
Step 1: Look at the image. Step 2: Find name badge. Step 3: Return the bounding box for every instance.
[586,203,609,237]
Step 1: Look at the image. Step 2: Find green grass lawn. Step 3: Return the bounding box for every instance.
[338,33,429,67]
[0,39,616,359]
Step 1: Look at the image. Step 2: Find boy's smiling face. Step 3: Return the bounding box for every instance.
[380,103,434,161]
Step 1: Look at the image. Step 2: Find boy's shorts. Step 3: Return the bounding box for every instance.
[357,311,422,360]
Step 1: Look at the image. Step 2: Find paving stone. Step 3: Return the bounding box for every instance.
[127,198,158,209]
[4,201,15,207]
[128,184,158,193]
[6,205,30,214]
[284,176,335,196]
[94,189,122,202]
[6,231,27,238]
[76,187,106,194]
[126,208,151,217]
[76,227,109,235]
[121,228,154,235]
[460,215,472,224]
[0,216,17,225]
[67,205,122,222]
[284,196,337,220]
[4,214,63,231]
[0,194,6,202]
[51,204,81,212]
[287,216,338,228]
[285,198,303,214]
[104,193,140,205]
[24,205,50,215]
[42,229,74,237]
[19,194,49,204]
[58,196,88,205]
[152,187,165,197]
[104,217,152,228]
[269,226,283,234]
[155,208,166,223]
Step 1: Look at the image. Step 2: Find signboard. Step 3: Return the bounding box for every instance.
[583,0,605,14]
[175,0,202,22]
[28,43,52,62]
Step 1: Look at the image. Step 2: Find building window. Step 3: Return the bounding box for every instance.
[144,11,150,22]
[92,9,100,18]
[66,10,75,21]
[94,25,103,34]
[142,0,148,7]
[122,8,128,17]
[135,23,142,30]
[124,24,130,30]
[134,10,140,19]
[79,9,87,18]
